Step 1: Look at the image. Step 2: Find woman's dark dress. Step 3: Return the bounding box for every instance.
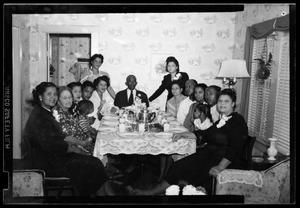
[149,72,189,102]
[23,105,107,196]
[165,112,248,190]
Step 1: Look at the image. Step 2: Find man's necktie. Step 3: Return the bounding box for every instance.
[129,90,134,105]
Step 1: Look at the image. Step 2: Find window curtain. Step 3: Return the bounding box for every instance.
[239,14,289,121]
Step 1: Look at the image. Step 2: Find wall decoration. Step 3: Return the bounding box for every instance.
[162,28,177,38]
[122,42,135,51]
[216,29,230,39]
[188,56,202,67]
[149,42,162,52]
[108,27,122,37]
[135,57,148,66]
[136,28,149,37]
[108,56,121,65]
[190,29,203,39]
[96,14,108,21]
[177,14,191,23]
[150,14,163,23]
[202,43,216,53]
[204,15,217,24]
[122,13,138,22]
[176,43,189,52]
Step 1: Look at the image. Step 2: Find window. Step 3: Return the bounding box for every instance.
[247,31,290,156]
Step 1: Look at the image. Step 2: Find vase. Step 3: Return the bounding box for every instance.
[267,138,278,161]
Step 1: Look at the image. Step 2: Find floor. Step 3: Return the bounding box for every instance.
[11,157,163,197]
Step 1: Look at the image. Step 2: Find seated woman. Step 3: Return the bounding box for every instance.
[89,75,114,129]
[183,83,208,131]
[22,82,108,196]
[52,86,91,150]
[166,81,186,118]
[131,88,248,195]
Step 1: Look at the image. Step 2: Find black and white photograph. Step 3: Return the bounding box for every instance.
[3,3,295,205]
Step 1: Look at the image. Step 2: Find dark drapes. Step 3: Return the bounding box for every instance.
[249,14,289,39]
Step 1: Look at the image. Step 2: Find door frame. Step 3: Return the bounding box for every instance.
[38,25,99,82]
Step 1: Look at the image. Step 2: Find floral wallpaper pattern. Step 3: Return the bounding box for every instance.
[17,12,237,109]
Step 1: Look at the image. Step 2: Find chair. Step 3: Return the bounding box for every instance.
[211,135,256,194]
[241,136,256,170]
[13,169,45,197]
[44,176,76,197]
[214,158,290,204]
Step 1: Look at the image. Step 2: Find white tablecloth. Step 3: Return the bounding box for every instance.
[93,117,196,165]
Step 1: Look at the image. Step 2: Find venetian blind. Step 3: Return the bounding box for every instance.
[248,37,274,145]
[248,31,290,155]
[272,32,290,156]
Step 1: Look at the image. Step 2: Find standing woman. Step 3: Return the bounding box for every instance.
[89,75,114,128]
[81,53,116,99]
[22,82,107,196]
[149,56,189,104]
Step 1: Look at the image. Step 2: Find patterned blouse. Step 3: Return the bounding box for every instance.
[53,105,87,142]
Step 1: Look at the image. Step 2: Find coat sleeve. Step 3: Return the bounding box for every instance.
[114,92,121,108]
[223,115,248,162]
[28,114,68,154]
[142,92,150,107]
[148,75,168,102]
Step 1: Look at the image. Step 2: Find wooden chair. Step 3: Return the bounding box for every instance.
[211,136,256,195]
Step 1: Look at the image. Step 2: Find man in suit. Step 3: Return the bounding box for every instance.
[114,75,149,108]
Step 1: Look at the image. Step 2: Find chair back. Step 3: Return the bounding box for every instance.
[13,169,45,197]
[242,135,256,170]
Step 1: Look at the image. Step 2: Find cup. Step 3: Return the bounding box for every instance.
[119,123,126,133]
[164,123,170,132]
[139,123,145,133]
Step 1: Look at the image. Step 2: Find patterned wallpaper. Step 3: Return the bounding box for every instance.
[15,12,237,109]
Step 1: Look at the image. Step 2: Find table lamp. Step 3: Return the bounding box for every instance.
[216,59,250,88]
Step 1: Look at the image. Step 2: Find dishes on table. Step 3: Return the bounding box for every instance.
[101,120,119,126]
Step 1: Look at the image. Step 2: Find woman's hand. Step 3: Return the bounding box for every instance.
[67,143,91,155]
[209,165,224,177]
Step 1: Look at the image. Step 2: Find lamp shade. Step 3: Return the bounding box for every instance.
[217,59,250,78]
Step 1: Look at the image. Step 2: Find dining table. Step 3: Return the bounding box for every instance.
[93,113,197,166]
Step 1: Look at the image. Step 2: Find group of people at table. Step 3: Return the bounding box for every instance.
[22,54,248,196]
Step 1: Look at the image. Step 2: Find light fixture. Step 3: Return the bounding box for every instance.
[216,59,250,88]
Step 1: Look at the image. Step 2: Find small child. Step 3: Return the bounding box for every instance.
[67,82,82,114]
[75,99,98,152]
[192,103,213,148]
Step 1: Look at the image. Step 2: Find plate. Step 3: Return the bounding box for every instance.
[102,121,118,126]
